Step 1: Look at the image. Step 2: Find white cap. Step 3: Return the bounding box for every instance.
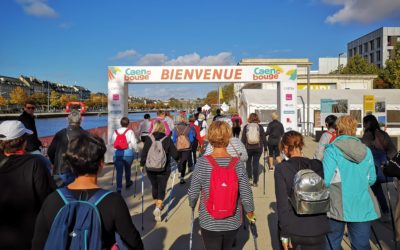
[0,120,33,140]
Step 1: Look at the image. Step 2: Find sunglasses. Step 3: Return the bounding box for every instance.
[26,106,36,110]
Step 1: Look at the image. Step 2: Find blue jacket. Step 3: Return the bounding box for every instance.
[172,123,195,144]
[323,135,380,222]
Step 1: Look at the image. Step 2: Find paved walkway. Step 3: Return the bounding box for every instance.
[98,136,397,250]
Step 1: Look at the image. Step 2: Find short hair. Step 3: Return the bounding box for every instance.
[336,115,357,136]
[178,115,187,123]
[68,110,81,125]
[248,113,260,123]
[271,112,279,121]
[280,131,304,156]
[165,111,171,116]
[189,116,195,123]
[197,107,202,112]
[120,117,130,127]
[216,109,221,115]
[208,121,231,148]
[144,113,150,119]
[0,134,28,153]
[157,110,165,116]
[64,133,106,176]
[152,120,166,134]
[325,115,337,129]
[24,100,36,107]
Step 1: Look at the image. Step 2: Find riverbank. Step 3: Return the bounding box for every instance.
[0,110,160,120]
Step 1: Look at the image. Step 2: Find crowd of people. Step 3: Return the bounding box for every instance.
[1,99,400,250]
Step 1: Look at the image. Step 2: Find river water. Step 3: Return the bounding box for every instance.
[36,112,158,137]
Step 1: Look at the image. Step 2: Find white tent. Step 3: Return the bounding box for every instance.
[202,104,211,111]
[221,102,229,112]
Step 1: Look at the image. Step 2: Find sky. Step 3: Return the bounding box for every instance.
[1,0,400,100]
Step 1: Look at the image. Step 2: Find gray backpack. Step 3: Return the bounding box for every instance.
[145,135,167,172]
[289,165,330,215]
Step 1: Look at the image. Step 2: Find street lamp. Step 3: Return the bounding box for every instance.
[338,52,344,73]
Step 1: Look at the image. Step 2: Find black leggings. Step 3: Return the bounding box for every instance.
[146,171,170,200]
[201,228,239,250]
[289,234,326,250]
[178,151,192,178]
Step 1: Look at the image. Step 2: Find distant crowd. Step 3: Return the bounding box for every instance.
[1,100,400,250]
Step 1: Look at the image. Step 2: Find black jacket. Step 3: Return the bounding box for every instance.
[241,123,268,151]
[47,125,88,175]
[0,153,55,249]
[140,132,179,172]
[266,120,285,146]
[18,111,42,152]
[274,157,329,238]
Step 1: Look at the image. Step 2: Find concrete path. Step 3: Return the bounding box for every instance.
[98,136,397,250]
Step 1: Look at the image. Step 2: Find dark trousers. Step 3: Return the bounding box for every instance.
[114,150,134,191]
[371,182,389,213]
[147,171,171,200]
[290,234,326,250]
[191,140,198,166]
[201,228,239,250]
[178,150,192,178]
[246,149,261,184]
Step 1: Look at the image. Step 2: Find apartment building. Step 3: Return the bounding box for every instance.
[347,27,400,68]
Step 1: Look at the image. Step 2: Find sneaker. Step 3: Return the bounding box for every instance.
[252,183,258,187]
[126,181,133,189]
[180,178,186,184]
[268,167,274,172]
[153,207,161,222]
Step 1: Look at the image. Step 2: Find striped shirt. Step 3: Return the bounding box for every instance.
[204,137,248,162]
[188,156,255,232]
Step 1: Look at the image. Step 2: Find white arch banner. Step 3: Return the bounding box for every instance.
[107,65,297,145]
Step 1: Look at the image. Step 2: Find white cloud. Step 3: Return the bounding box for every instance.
[58,22,72,29]
[16,0,58,18]
[136,52,234,66]
[136,54,168,66]
[323,0,400,24]
[113,49,138,60]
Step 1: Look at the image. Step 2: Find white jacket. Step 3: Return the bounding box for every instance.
[111,127,138,151]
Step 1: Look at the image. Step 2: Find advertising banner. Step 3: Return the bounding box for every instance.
[320,99,349,126]
[363,95,387,126]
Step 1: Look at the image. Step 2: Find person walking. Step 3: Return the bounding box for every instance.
[0,120,55,250]
[189,115,200,166]
[32,133,144,250]
[241,113,268,187]
[362,114,397,222]
[164,110,175,132]
[194,113,208,149]
[140,120,179,222]
[188,121,255,250]
[18,100,43,154]
[275,131,329,250]
[213,108,224,121]
[47,110,88,187]
[172,115,195,184]
[314,115,337,161]
[266,112,284,171]
[139,113,151,142]
[149,110,171,136]
[231,113,242,138]
[323,115,380,250]
[111,117,138,194]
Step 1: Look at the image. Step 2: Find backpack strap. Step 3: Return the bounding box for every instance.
[205,155,239,170]
[149,134,155,142]
[57,187,112,206]
[122,128,130,136]
[115,130,120,136]
[88,189,113,206]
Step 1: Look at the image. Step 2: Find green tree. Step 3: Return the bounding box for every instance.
[30,92,47,105]
[204,90,218,105]
[0,96,6,106]
[10,87,28,105]
[50,91,60,108]
[222,84,234,102]
[380,44,400,88]
[340,55,380,75]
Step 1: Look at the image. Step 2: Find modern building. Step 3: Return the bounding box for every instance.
[347,27,400,68]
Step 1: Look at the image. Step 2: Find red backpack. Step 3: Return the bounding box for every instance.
[202,155,240,219]
[327,131,337,144]
[114,129,130,150]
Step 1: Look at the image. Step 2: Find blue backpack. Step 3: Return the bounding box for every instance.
[44,187,111,250]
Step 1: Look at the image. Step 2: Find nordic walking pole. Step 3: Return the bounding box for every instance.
[385,177,398,250]
[133,152,138,198]
[165,167,177,222]
[263,151,266,195]
[249,221,259,250]
[141,167,144,231]
[111,165,115,186]
[189,208,194,250]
